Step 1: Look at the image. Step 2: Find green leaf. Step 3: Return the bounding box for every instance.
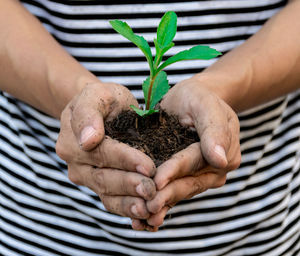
[154,11,177,68]
[157,45,222,73]
[157,11,177,47]
[149,71,170,109]
[130,105,158,117]
[110,20,154,75]
[154,39,174,69]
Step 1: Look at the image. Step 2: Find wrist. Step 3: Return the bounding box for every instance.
[191,68,251,113]
[48,72,100,118]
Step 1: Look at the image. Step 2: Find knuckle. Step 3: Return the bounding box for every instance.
[98,84,116,104]
[103,91,115,107]
[229,153,241,170]
[101,196,118,214]
[61,102,71,120]
[147,195,165,214]
[79,83,115,113]
[92,169,107,195]
[119,178,128,196]
[112,144,128,167]
[68,169,82,185]
[189,144,204,171]
[89,146,105,168]
[82,83,100,98]
[120,197,131,216]
[120,173,135,195]
[193,179,206,194]
[185,179,205,199]
[214,176,227,188]
[68,97,78,114]
[233,113,240,126]
[233,158,241,170]
[229,113,240,134]
[55,139,69,161]
[188,97,201,113]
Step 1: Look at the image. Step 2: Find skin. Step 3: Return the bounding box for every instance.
[132,0,300,230]
[1,0,300,232]
[0,0,157,219]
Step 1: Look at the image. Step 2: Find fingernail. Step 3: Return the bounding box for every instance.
[131,205,140,217]
[136,183,145,198]
[80,126,96,145]
[214,145,228,165]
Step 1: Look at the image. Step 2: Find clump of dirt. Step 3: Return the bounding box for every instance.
[105,110,199,166]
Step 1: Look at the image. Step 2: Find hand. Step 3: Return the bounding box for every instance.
[135,77,241,229]
[56,82,156,220]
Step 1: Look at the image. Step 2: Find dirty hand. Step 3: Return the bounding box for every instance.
[133,77,241,230]
[56,82,156,221]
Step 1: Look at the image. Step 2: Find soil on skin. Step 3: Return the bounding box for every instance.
[105,110,199,166]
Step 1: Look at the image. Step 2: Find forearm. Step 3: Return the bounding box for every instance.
[0,0,99,118]
[194,0,300,112]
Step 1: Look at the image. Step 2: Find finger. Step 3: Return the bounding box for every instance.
[82,137,156,177]
[131,219,159,232]
[131,219,146,231]
[225,115,241,170]
[101,195,150,219]
[192,95,232,168]
[58,113,156,177]
[58,86,156,177]
[68,165,156,201]
[154,143,205,190]
[146,206,170,227]
[199,116,241,174]
[148,173,226,214]
[70,83,113,151]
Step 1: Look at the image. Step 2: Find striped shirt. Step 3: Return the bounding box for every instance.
[1,0,300,255]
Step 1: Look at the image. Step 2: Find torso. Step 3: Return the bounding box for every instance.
[1,1,300,255]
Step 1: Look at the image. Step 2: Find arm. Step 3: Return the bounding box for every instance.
[142,0,300,229]
[0,0,97,118]
[0,0,157,223]
[163,0,300,166]
[196,0,300,112]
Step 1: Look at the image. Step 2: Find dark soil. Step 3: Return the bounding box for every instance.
[105,110,199,166]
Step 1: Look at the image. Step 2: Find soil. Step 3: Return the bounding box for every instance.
[105,109,199,166]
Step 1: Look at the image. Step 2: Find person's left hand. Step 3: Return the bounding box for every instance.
[131,77,241,231]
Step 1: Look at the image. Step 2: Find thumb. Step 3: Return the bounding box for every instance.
[70,85,109,151]
[194,98,230,169]
[201,137,228,169]
[76,117,104,151]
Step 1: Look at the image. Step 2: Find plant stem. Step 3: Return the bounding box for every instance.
[154,51,162,70]
[146,76,155,110]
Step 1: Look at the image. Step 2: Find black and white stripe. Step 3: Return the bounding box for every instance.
[1,0,300,255]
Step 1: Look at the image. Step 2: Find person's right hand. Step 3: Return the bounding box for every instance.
[56,82,157,222]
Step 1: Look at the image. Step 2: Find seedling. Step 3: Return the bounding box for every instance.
[110,11,221,116]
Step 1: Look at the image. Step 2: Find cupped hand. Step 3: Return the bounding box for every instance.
[56,82,156,221]
[136,77,241,229]
[68,82,138,151]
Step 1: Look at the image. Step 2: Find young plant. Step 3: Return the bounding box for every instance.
[110,11,221,117]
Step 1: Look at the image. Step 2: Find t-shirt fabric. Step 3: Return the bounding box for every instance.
[1,0,300,255]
